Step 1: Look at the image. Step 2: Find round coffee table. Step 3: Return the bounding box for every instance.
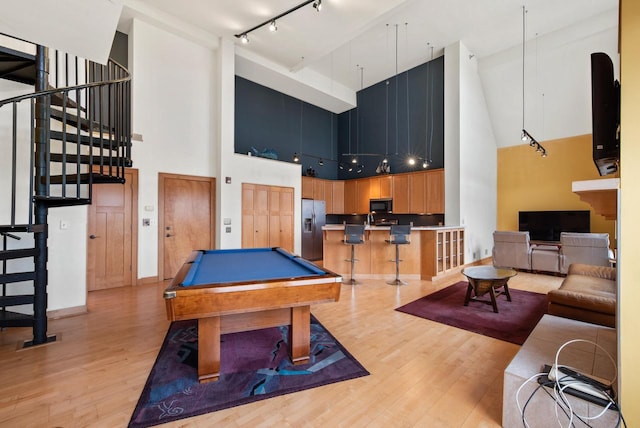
[461,266,517,313]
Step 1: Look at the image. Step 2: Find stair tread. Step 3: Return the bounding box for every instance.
[44,172,126,185]
[0,310,34,328]
[0,271,37,282]
[0,47,36,85]
[0,224,45,234]
[49,109,114,133]
[0,248,37,261]
[32,196,91,207]
[49,130,125,150]
[0,295,35,306]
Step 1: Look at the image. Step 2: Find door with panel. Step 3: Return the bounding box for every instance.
[87,169,138,290]
[242,183,270,249]
[159,174,216,280]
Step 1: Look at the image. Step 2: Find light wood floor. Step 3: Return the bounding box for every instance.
[0,270,562,427]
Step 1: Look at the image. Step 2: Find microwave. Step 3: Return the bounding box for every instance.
[369,199,392,213]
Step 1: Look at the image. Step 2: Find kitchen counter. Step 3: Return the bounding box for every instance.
[322,224,460,231]
[322,226,465,281]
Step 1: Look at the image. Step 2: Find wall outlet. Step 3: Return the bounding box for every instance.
[225,226,231,233]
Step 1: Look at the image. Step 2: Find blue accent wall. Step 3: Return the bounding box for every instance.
[234,55,444,180]
[338,56,444,179]
[235,76,339,179]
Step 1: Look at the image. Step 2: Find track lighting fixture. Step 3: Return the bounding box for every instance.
[339,163,344,170]
[235,1,321,43]
[293,152,299,163]
[521,129,547,157]
[318,159,324,166]
[382,157,388,164]
[422,160,428,169]
[407,157,416,166]
[351,157,358,164]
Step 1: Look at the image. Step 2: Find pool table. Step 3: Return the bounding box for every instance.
[163,247,342,383]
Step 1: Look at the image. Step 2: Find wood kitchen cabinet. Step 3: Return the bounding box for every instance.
[392,174,409,213]
[301,176,314,199]
[344,180,357,213]
[331,180,344,214]
[356,179,371,213]
[426,169,444,213]
[420,227,464,279]
[408,171,426,213]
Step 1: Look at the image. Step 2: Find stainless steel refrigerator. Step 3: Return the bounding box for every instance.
[301,199,325,261]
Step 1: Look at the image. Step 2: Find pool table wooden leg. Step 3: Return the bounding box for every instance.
[289,305,310,365]
[198,316,221,383]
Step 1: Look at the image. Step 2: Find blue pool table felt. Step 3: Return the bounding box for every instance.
[181,248,326,286]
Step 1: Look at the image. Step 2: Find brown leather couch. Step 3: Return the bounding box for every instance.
[547,263,616,328]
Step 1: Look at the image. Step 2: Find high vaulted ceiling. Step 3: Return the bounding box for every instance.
[121,0,617,92]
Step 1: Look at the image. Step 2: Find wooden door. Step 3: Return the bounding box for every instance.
[277,187,294,252]
[87,169,138,291]
[242,183,270,248]
[159,173,215,280]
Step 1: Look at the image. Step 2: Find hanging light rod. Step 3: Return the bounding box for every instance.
[234,0,321,42]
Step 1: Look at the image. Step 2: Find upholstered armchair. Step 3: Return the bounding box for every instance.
[492,231,533,270]
[559,232,612,274]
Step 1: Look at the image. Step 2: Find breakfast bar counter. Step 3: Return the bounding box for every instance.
[322,225,465,281]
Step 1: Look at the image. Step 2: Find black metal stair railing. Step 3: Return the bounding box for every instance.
[0,42,132,345]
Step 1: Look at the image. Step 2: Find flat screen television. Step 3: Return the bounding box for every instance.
[591,52,620,176]
[519,210,590,242]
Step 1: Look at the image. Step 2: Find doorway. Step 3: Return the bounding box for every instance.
[158,173,216,280]
[87,169,138,291]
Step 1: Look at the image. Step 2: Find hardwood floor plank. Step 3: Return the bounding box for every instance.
[0,271,562,427]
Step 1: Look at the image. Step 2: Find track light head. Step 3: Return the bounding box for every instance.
[339,163,344,170]
[351,157,358,164]
[240,33,249,44]
[382,157,388,164]
[313,0,322,12]
[521,130,528,141]
[318,159,324,166]
[269,20,277,32]
[407,157,416,166]
[293,152,299,163]
[422,160,428,169]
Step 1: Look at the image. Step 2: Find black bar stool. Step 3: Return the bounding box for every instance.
[386,224,412,285]
[343,224,366,285]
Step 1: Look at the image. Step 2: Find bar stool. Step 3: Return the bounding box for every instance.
[343,224,366,285]
[386,224,412,285]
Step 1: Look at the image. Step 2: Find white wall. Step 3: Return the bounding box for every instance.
[479,9,619,148]
[130,18,217,279]
[217,38,303,254]
[445,41,498,263]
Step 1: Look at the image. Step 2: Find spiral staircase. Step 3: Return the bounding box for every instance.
[0,35,131,346]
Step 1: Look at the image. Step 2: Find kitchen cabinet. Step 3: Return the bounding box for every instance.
[392,174,409,213]
[242,183,294,252]
[344,180,357,213]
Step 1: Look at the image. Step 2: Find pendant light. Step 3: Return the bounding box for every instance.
[520,6,546,157]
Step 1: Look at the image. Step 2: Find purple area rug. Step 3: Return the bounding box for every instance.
[128,316,368,427]
[396,281,547,345]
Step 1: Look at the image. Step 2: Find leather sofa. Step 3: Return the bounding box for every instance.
[492,231,533,270]
[547,263,616,328]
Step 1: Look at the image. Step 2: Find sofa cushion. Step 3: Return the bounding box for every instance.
[547,274,616,315]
